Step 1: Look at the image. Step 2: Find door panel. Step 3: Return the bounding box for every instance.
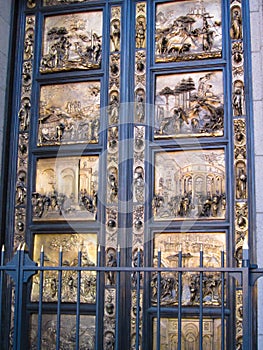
[7,0,253,348]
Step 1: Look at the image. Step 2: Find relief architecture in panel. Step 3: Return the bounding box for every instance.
[153,318,222,350]
[40,12,102,73]
[32,156,99,221]
[153,149,226,221]
[155,0,222,63]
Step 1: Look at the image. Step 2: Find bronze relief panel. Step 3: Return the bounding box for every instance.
[155,0,222,63]
[153,149,226,221]
[40,11,102,73]
[152,232,225,307]
[38,82,100,146]
[30,314,96,349]
[153,318,223,350]
[33,156,99,221]
[155,71,224,138]
[31,233,97,303]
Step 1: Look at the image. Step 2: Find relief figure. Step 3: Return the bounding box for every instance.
[110,20,121,52]
[230,7,242,40]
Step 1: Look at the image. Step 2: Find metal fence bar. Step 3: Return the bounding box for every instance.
[221,249,225,350]
[37,247,44,350]
[135,250,141,350]
[177,247,182,350]
[95,246,101,350]
[75,249,82,350]
[199,246,203,350]
[56,248,63,350]
[0,246,4,344]
[115,246,121,350]
[156,249,161,350]
[13,245,25,350]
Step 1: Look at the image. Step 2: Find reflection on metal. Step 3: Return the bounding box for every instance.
[30,314,96,348]
[38,82,100,146]
[153,318,223,350]
[155,0,222,63]
[31,233,97,303]
[33,156,98,221]
[152,233,225,306]
[43,0,96,5]
[155,71,224,138]
[40,12,102,73]
[153,149,226,220]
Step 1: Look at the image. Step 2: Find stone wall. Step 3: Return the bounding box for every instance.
[250,0,263,347]
[0,1,12,179]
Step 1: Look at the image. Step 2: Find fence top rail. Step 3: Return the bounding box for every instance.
[0,265,249,273]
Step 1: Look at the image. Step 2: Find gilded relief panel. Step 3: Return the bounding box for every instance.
[152,232,225,306]
[153,149,226,220]
[40,12,102,73]
[31,233,97,303]
[155,71,224,138]
[33,156,98,221]
[38,82,100,146]
[155,0,222,63]
[30,314,96,348]
[153,318,223,350]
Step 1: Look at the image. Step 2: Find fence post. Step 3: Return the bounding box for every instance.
[6,244,37,350]
[242,241,253,350]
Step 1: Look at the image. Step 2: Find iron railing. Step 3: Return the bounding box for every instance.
[0,244,262,350]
